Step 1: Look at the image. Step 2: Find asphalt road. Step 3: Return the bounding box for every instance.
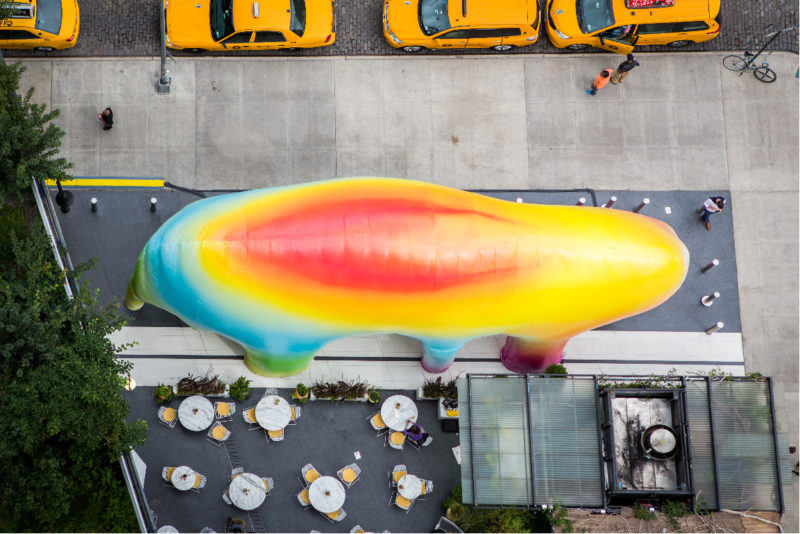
[2,0,798,58]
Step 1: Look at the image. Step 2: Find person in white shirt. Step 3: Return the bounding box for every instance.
[699,196,726,230]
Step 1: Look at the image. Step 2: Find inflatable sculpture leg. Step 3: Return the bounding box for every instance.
[243,348,317,378]
[500,337,567,374]
[124,278,144,311]
[420,340,464,373]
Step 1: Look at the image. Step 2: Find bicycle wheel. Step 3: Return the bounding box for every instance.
[754,66,777,83]
[723,55,748,71]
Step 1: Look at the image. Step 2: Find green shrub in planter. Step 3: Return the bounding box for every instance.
[544,363,568,375]
[368,389,381,404]
[292,383,310,403]
[446,503,464,523]
[452,483,462,503]
[230,376,251,401]
[154,384,174,404]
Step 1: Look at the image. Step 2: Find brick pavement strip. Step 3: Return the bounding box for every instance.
[2,0,798,58]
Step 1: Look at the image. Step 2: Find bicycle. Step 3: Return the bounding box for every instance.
[722,26,797,83]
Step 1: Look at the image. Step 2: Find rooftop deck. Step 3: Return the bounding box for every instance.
[125,387,461,533]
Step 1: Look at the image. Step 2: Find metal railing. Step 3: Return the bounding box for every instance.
[33,175,154,532]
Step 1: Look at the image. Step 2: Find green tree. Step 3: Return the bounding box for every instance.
[0,211,147,531]
[0,61,73,202]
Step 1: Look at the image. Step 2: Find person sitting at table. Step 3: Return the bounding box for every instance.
[403,420,432,447]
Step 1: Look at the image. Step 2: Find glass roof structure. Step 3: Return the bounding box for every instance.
[458,374,792,513]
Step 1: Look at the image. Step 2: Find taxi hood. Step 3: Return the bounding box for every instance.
[386,0,425,40]
[549,0,584,36]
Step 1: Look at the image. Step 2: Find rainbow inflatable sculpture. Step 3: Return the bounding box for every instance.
[125,178,689,377]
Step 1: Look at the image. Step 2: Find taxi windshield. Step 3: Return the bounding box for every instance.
[35,0,63,34]
[289,0,306,36]
[210,0,234,41]
[576,0,614,34]
[418,0,451,36]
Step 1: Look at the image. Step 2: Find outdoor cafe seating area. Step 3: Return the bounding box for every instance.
[127,386,462,533]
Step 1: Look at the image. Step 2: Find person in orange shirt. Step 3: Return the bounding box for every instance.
[587,68,614,96]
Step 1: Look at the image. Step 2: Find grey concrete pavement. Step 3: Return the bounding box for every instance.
[16,52,799,529]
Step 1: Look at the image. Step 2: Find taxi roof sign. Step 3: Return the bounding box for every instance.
[626,0,675,7]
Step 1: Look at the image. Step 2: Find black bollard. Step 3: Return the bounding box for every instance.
[55,177,74,214]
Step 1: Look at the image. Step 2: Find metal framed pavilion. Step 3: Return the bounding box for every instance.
[458,374,791,514]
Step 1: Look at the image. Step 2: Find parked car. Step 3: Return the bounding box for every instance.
[0,0,79,51]
[545,0,721,53]
[383,0,541,52]
[164,0,335,52]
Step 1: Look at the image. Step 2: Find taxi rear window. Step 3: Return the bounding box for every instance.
[35,0,62,34]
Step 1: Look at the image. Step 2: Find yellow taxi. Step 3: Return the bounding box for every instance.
[546,0,721,53]
[383,0,540,52]
[164,0,335,51]
[0,0,79,51]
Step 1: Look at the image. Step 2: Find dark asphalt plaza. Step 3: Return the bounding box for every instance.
[2,0,798,58]
[125,386,462,533]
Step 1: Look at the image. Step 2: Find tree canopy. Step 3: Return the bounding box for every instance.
[0,61,147,531]
[0,61,73,202]
[0,206,147,531]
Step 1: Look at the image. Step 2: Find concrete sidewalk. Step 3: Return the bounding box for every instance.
[16,52,799,529]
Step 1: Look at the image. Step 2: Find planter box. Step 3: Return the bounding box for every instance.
[438,398,459,420]
[309,392,368,402]
[416,386,440,401]
[172,384,230,398]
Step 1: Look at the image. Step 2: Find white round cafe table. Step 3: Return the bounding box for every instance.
[171,466,197,491]
[381,395,418,431]
[228,472,267,511]
[178,396,214,431]
[397,474,422,500]
[255,395,292,431]
[157,526,178,533]
[308,476,346,514]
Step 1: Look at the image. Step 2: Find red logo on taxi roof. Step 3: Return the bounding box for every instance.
[626,0,674,7]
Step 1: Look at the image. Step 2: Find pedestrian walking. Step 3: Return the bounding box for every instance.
[587,68,613,96]
[697,196,726,230]
[611,54,640,84]
[98,107,113,130]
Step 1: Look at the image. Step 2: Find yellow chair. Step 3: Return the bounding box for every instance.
[261,476,274,495]
[215,401,235,420]
[342,468,356,483]
[395,494,412,511]
[337,463,361,487]
[389,431,405,450]
[158,406,178,428]
[324,508,346,522]
[369,412,387,432]
[162,466,176,482]
[303,465,320,484]
[243,408,259,430]
[297,487,311,508]
[393,469,406,485]
[267,428,285,442]
[207,423,230,446]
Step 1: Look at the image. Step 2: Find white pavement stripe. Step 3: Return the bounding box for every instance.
[111,327,743,361]
[113,328,744,388]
